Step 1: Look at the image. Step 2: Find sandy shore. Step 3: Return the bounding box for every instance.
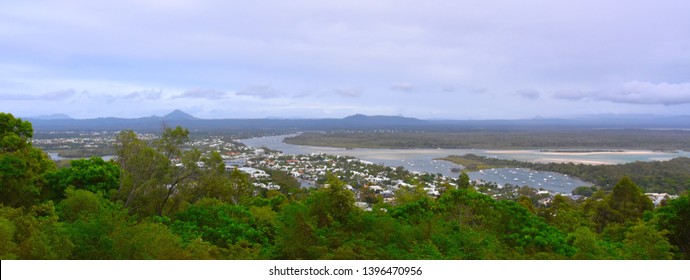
[533,157,612,165]
[482,149,673,165]
[486,149,661,156]
[538,150,658,156]
[485,150,537,154]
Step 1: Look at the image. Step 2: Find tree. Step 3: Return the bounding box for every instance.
[458,171,471,189]
[393,180,429,206]
[569,227,609,259]
[539,195,589,233]
[226,168,254,205]
[113,130,169,216]
[156,126,189,159]
[110,221,189,259]
[608,176,654,223]
[518,196,536,214]
[155,145,199,216]
[586,177,654,233]
[0,202,74,259]
[653,194,690,259]
[1,113,55,207]
[114,127,255,217]
[275,203,319,259]
[307,175,356,228]
[0,113,33,152]
[56,188,126,259]
[44,157,120,200]
[438,188,575,258]
[0,216,18,259]
[621,221,673,260]
[572,186,597,197]
[170,199,271,259]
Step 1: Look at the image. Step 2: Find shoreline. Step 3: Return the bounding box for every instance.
[532,158,612,165]
[539,150,659,156]
[485,149,663,156]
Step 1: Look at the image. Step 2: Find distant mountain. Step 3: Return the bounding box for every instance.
[561,114,690,128]
[342,114,425,124]
[162,109,198,120]
[336,114,428,130]
[30,114,73,120]
[25,111,690,134]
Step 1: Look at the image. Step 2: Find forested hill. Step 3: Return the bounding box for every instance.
[440,154,690,194]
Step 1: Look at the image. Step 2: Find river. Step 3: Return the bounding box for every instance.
[47,152,115,161]
[239,135,653,193]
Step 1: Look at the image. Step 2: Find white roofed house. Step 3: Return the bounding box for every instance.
[238,167,269,178]
[646,193,678,206]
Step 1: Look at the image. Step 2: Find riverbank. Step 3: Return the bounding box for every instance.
[284,130,690,151]
[482,149,679,165]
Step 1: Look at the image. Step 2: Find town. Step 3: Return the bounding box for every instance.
[32,130,624,211]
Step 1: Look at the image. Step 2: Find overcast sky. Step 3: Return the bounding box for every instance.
[1,0,689,119]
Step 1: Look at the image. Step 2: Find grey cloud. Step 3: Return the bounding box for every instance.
[333,87,363,98]
[235,86,282,99]
[390,83,416,92]
[442,85,456,92]
[123,90,162,100]
[174,88,227,99]
[517,90,541,100]
[441,85,488,94]
[553,81,690,105]
[552,89,596,101]
[464,86,488,94]
[293,88,316,98]
[0,90,76,101]
[608,81,690,105]
[43,89,77,100]
[1,93,34,100]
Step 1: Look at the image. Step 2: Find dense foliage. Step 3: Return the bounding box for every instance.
[1,113,686,259]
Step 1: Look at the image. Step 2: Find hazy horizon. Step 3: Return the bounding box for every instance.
[2,1,690,119]
[17,109,690,121]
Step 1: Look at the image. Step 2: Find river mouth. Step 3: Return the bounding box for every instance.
[238,135,689,193]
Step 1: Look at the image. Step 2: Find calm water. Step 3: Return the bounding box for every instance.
[48,152,115,161]
[240,135,688,193]
[467,168,590,193]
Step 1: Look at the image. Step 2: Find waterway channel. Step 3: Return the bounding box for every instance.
[239,135,690,193]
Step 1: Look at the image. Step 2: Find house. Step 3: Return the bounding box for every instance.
[645,193,678,206]
[238,167,269,178]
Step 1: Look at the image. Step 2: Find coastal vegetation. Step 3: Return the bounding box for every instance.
[2,113,688,260]
[285,131,690,151]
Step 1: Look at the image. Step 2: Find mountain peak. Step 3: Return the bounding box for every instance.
[341,114,425,126]
[163,109,198,120]
[343,114,421,121]
[343,114,368,120]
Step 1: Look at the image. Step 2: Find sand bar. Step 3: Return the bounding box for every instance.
[533,157,612,165]
[539,150,659,156]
